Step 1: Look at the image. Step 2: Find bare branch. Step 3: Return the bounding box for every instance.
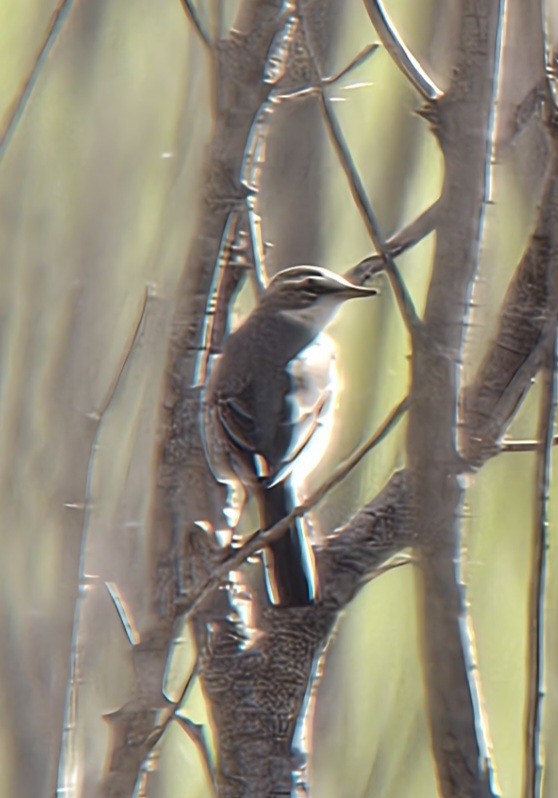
[152,469,411,797]
[501,434,558,452]
[463,159,558,467]
[57,289,167,798]
[179,0,214,51]
[201,473,409,797]
[124,2,295,792]
[407,2,506,795]
[319,471,412,606]
[177,395,409,621]
[318,92,421,335]
[323,43,379,85]
[283,10,420,336]
[0,0,74,161]
[362,0,442,101]
[346,199,440,283]
[523,332,558,798]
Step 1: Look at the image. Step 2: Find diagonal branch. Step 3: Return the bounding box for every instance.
[179,0,214,50]
[0,0,75,161]
[290,9,421,336]
[362,0,442,101]
[156,470,412,797]
[346,199,440,284]
[177,395,409,621]
[318,91,420,335]
[407,2,506,796]
[323,43,379,85]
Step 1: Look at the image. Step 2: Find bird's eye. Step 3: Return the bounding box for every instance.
[302,278,318,293]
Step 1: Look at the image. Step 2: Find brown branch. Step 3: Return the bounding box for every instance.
[136,470,410,798]
[407,2,505,796]
[100,4,295,795]
[523,293,558,798]
[501,434,558,453]
[176,395,409,622]
[0,0,74,161]
[362,0,442,101]
[317,91,421,336]
[346,199,440,284]
[194,470,411,797]
[141,402,409,796]
[179,0,214,50]
[463,160,558,467]
[323,43,379,85]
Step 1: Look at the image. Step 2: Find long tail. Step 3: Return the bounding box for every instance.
[257,480,319,607]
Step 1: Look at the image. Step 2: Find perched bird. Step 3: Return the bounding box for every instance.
[203,265,377,607]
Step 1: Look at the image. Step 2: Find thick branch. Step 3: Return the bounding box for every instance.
[0,0,75,161]
[407,3,504,797]
[100,4,292,795]
[197,471,411,798]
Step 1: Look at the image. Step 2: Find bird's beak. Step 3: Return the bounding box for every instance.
[324,271,378,300]
[336,281,378,300]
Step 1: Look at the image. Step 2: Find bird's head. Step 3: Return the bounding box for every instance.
[263,265,378,332]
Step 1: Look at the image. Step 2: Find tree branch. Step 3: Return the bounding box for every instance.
[195,470,412,797]
[0,0,75,161]
[346,199,440,284]
[407,3,505,796]
[524,331,558,798]
[101,3,295,795]
[463,157,558,467]
[179,0,214,50]
[176,396,409,622]
[362,0,442,101]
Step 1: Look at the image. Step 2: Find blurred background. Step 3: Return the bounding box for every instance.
[1,0,557,796]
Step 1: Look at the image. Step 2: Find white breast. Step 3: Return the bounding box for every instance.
[274,333,339,493]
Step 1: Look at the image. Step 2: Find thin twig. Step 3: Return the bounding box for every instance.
[523,330,557,798]
[272,15,420,335]
[501,434,558,452]
[346,199,440,284]
[0,0,75,161]
[323,43,379,85]
[362,0,442,101]
[318,92,420,335]
[177,395,409,622]
[179,0,213,50]
[174,716,216,789]
[57,287,152,793]
[286,12,420,335]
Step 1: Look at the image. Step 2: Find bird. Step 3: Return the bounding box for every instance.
[202,265,378,607]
